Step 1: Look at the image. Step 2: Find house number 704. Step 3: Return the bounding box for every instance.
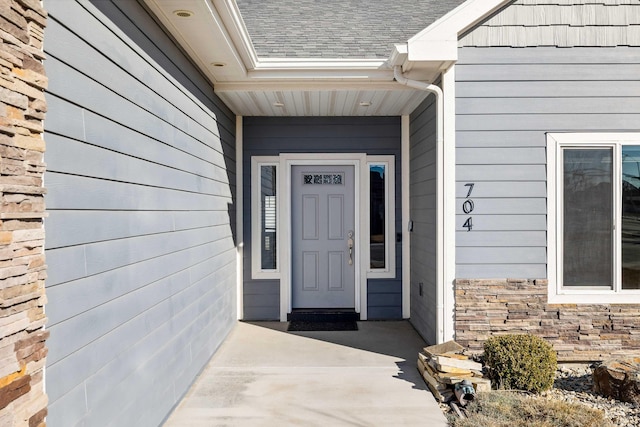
[463,183,475,231]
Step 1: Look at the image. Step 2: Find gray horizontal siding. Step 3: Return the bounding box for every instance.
[242,116,402,320]
[43,1,236,426]
[456,46,640,280]
[409,94,438,345]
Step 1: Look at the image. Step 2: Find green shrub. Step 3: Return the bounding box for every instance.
[483,334,557,393]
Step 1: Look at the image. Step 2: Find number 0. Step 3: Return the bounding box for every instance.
[462,199,474,214]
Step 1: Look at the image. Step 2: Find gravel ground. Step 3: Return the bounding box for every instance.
[548,364,640,427]
[440,364,640,427]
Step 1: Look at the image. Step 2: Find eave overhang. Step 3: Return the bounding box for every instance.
[143,0,511,116]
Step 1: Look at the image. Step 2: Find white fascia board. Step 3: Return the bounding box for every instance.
[212,0,260,69]
[215,80,417,92]
[407,0,510,62]
[246,69,395,81]
[255,58,388,70]
[248,58,392,80]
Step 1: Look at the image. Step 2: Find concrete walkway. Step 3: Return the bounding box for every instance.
[164,321,448,427]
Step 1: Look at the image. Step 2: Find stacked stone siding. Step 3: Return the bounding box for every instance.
[0,1,48,426]
[455,279,640,362]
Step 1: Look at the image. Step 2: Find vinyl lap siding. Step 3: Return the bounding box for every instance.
[456,46,640,279]
[43,1,236,426]
[409,94,438,344]
[242,117,402,320]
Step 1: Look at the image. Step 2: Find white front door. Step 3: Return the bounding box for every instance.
[291,165,356,308]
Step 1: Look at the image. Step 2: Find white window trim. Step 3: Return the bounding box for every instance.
[547,132,640,304]
[251,156,280,279]
[366,156,396,279]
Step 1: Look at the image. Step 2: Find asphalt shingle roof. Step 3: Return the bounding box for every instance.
[235,0,467,59]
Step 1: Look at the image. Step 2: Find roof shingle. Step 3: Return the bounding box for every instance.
[236,0,467,59]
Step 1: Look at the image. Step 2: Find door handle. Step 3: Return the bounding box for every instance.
[347,230,354,266]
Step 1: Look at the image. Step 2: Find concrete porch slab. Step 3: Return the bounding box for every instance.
[163,321,448,427]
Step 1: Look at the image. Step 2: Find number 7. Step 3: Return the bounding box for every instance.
[464,183,474,198]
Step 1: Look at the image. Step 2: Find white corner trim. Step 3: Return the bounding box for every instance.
[401,116,411,319]
[546,133,558,305]
[407,0,510,61]
[442,65,456,342]
[236,116,243,320]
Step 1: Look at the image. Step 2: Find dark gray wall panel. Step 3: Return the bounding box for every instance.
[43,1,236,426]
[367,279,402,319]
[409,94,438,344]
[242,280,280,320]
[242,116,402,319]
[456,46,640,280]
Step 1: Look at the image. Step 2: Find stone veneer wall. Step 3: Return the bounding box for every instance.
[0,1,48,426]
[455,279,640,362]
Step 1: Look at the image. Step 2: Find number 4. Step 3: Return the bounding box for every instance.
[463,217,472,232]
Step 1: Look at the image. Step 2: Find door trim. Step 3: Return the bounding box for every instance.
[279,153,368,320]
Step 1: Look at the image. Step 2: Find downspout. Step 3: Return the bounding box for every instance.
[393,66,446,344]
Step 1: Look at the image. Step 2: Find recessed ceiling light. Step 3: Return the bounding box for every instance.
[173,10,193,18]
[273,101,285,107]
[211,62,226,68]
[359,101,372,107]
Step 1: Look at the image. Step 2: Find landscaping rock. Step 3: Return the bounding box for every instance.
[441,364,640,427]
[593,358,640,405]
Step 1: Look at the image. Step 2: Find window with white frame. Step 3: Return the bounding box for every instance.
[548,133,640,303]
[367,156,395,278]
[251,157,279,279]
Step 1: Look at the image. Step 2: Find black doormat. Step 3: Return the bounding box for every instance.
[287,320,358,332]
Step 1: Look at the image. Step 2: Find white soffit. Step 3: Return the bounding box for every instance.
[143,0,448,116]
[215,82,429,116]
[143,0,248,82]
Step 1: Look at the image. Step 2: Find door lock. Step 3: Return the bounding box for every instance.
[347,230,354,266]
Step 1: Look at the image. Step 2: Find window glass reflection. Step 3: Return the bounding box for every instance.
[370,165,385,269]
[563,149,613,288]
[261,165,277,270]
[622,146,640,289]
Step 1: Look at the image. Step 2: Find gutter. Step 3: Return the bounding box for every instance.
[393,66,446,344]
[393,67,443,145]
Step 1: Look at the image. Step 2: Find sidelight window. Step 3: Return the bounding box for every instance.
[367,156,395,278]
[251,157,279,278]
